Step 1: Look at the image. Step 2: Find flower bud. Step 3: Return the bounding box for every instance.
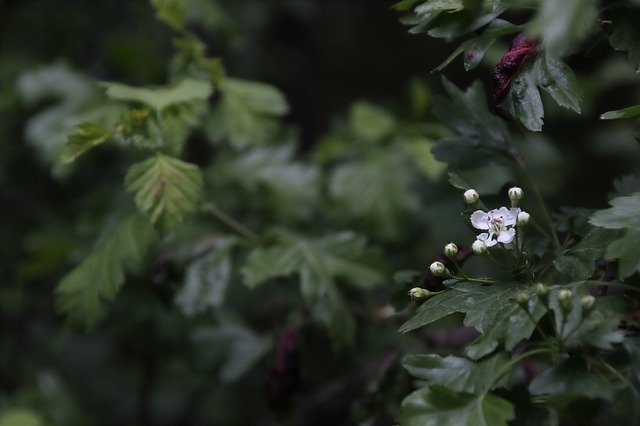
[463,189,479,204]
[408,287,431,300]
[516,291,530,308]
[534,283,549,304]
[429,261,448,277]
[472,239,488,255]
[517,211,530,226]
[444,243,458,259]
[508,186,523,206]
[581,295,596,313]
[558,289,573,313]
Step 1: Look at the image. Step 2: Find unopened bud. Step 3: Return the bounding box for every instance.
[444,243,458,259]
[463,189,479,204]
[408,287,431,300]
[508,187,523,206]
[581,295,596,312]
[558,289,573,312]
[472,239,488,255]
[516,292,530,308]
[429,261,448,277]
[534,283,549,304]
[517,211,530,226]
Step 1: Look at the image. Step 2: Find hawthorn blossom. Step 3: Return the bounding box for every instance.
[470,207,520,247]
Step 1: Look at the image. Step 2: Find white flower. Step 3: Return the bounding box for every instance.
[508,187,523,206]
[444,243,458,258]
[429,261,447,276]
[472,239,487,254]
[470,207,520,247]
[463,189,479,204]
[517,211,530,226]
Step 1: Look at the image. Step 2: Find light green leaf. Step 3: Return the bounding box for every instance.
[150,0,186,31]
[329,149,418,240]
[401,385,515,426]
[56,215,157,327]
[241,229,384,348]
[103,78,212,113]
[0,409,44,426]
[206,77,289,148]
[528,0,598,54]
[605,229,640,279]
[176,237,237,316]
[349,101,396,142]
[406,137,447,181]
[60,122,111,163]
[403,353,509,394]
[124,153,204,233]
[590,193,640,230]
[601,105,640,121]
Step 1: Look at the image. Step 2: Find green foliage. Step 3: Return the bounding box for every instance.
[60,122,111,163]
[150,0,187,31]
[242,229,384,348]
[349,101,396,142]
[124,153,204,233]
[553,227,620,281]
[55,215,157,327]
[600,105,640,121]
[609,6,640,72]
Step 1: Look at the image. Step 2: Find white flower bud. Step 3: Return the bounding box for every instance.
[508,186,523,206]
[534,283,549,304]
[558,289,573,312]
[463,189,479,204]
[517,211,530,226]
[429,261,447,277]
[444,243,458,258]
[408,287,430,300]
[472,239,488,255]
[581,295,596,312]
[516,291,530,308]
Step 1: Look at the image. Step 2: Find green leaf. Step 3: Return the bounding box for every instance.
[349,101,396,142]
[432,78,510,169]
[553,227,621,281]
[103,78,212,113]
[447,172,471,190]
[605,229,640,279]
[124,153,204,233]
[206,77,289,149]
[329,149,418,240]
[497,51,582,132]
[590,193,640,230]
[401,385,515,426]
[403,352,509,393]
[150,0,186,31]
[60,122,111,163]
[56,215,156,327]
[528,0,598,54]
[400,281,544,359]
[241,229,384,348]
[175,237,238,316]
[609,7,640,72]
[600,105,640,121]
[529,358,624,403]
[0,409,44,426]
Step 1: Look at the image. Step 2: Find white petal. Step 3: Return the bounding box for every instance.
[470,211,489,230]
[477,233,497,247]
[497,227,516,243]
[504,208,521,226]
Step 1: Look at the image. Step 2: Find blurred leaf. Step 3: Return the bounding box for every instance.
[605,229,640,279]
[56,215,157,327]
[242,229,384,348]
[600,105,640,121]
[329,149,418,240]
[497,51,582,132]
[403,352,509,393]
[60,122,111,163]
[447,172,471,190]
[590,193,640,230]
[434,19,519,72]
[124,153,204,233]
[102,78,212,113]
[150,0,186,31]
[431,78,510,169]
[206,77,288,149]
[609,7,640,72]
[176,237,238,316]
[0,409,44,426]
[349,101,396,142]
[406,137,447,180]
[528,0,598,54]
[401,385,515,426]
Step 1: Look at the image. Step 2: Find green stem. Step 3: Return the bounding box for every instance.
[586,356,630,386]
[202,204,259,242]
[522,307,552,344]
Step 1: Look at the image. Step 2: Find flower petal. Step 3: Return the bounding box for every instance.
[477,233,497,247]
[470,211,489,230]
[504,208,521,226]
[497,227,516,243]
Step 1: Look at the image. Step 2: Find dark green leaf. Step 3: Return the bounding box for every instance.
[124,153,204,233]
[590,193,640,230]
[609,7,640,72]
[56,215,157,327]
[605,229,640,279]
[553,227,621,281]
